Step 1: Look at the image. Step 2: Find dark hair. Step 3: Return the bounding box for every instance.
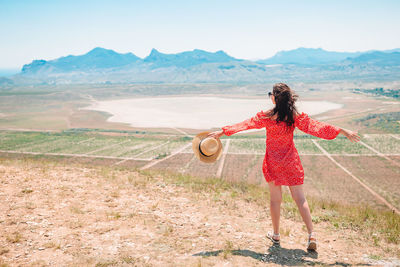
[268,83,299,127]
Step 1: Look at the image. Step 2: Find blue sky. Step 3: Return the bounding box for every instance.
[0,0,399,69]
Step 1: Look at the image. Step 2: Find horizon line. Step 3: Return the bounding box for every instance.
[1,45,400,70]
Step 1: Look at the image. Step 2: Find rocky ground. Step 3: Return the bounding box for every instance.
[0,157,399,266]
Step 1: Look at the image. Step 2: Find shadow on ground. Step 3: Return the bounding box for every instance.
[193,244,372,266]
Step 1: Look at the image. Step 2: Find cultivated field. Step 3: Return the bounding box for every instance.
[1,130,399,214]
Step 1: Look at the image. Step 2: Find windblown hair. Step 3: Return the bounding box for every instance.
[267,83,299,127]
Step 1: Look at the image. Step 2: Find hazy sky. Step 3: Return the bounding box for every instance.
[1,0,399,69]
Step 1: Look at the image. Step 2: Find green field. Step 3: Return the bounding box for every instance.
[1,130,399,214]
[0,131,190,160]
[316,137,372,154]
[1,131,398,158]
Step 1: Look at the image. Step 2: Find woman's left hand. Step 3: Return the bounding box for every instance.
[207,130,224,139]
[340,128,361,143]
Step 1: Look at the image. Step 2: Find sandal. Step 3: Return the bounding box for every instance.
[307,232,317,251]
[267,232,280,245]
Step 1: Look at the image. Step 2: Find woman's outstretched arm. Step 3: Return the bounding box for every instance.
[295,112,360,142]
[207,110,267,138]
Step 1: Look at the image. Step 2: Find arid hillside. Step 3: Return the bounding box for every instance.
[0,157,399,266]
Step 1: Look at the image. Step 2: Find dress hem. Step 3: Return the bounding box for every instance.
[264,176,304,186]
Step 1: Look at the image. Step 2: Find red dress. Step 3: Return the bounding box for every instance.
[221,111,341,186]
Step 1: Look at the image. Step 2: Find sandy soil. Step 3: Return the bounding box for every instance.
[0,158,399,266]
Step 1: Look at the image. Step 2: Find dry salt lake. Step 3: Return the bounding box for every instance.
[82,96,343,130]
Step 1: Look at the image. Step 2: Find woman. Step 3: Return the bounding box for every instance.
[207,83,360,251]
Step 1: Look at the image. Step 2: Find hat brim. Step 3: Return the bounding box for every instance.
[192,131,223,163]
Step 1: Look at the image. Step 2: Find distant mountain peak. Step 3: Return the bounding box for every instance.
[89,47,108,52]
[149,48,161,55]
[145,49,165,62]
[216,50,228,55]
[85,47,138,58]
[87,47,115,55]
[142,48,239,68]
[258,47,364,65]
[22,47,141,74]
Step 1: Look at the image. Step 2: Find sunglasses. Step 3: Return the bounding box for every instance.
[268,92,274,97]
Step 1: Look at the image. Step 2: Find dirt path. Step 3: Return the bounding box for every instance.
[0,158,399,266]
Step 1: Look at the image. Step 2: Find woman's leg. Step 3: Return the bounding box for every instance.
[268,181,282,236]
[288,184,313,235]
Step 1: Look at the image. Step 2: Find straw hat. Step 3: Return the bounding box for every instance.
[192,131,223,163]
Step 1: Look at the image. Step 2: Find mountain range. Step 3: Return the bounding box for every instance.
[256,47,400,65]
[3,47,400,85]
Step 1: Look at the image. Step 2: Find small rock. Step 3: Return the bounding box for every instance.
[38,247,45,250]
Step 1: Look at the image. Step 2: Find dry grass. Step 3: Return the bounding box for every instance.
[1,156,400,265]
[6,232,22,243]
[138,168,400,248]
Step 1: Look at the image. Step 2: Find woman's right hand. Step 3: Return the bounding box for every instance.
[207,130,224,139]
[340,128,361,143]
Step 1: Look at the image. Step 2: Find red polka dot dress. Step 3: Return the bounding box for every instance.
[221,111,341,186]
